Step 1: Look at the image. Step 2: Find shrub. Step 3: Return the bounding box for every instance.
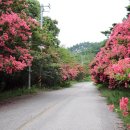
[90,15,130,89]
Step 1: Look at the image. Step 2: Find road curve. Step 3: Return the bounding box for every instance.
[0,82,124,130]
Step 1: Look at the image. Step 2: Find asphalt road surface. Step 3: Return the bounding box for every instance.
[0,82,124,130]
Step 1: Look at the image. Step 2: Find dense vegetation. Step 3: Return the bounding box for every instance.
[90,16,130,89]
[0,0,85,92]
[89,4,130,128]
[69,41,105,54]
[69,41,106,80]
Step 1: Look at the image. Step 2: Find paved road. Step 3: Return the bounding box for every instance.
[0,82,124,130]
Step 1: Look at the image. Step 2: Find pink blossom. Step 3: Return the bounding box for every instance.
[0,12,33,74]
[108,104,115,112]
[90,15,130,88]
[123,111,129,117]
[3,33,8,41]
[127,124,130,130]
[60,64,84,81]
[120,97,129,117]
[128,74,130,78]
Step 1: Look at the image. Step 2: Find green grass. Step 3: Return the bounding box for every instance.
[84,75,91,81]
[0,79,88,103]
[97,84,130,127]
[82,74,92,81]
[0,82,73,101]
[0,85,42,101]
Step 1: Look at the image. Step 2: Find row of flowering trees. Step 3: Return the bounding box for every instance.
[0,0,85,89]
[90,12,130,127]
[61,64,85,81]
[90,15,130,89]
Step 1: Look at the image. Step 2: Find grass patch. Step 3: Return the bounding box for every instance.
[70,80,79,84]
[98,85,130,127]
[0,80,85,102]
[0,81,74,101]
[84,75,91,81]
[0,85,42,102]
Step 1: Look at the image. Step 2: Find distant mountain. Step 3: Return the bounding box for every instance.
[68,40,106,66]
[68,41,106,54]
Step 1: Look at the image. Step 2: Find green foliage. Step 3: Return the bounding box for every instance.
[31,45,77,88]
[101,31,111,38]
[0,85,39,101]
[42,17,60,47]
[10,0,27,13]
[30,16,60,50]
[0,70,29,91]
[57,47,76,64]
[41,64,61,87]
[75,72,85,81]
[69,40,106,81]
[26,0,40,20]
[43,17,60,37]
[69,40,106,65]
[101,23,117,38]
[126,5,130,17]
[69,41,106,54]
[84,74,91,81]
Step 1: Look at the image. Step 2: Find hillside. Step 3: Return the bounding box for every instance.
[68,40,106,54]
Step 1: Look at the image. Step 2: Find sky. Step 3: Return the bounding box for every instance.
[39,0,129,47]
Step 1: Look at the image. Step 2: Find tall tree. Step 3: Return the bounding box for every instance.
[0,0,33,74]
[43,17,60,47]
[26,0,40,20]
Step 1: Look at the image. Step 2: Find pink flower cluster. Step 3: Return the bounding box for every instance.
[120,97,129,117]
[90,15,130,88]
[0,9,33,73]
[108,104,115,112]
[0,55,27,74]
[0,0,28,14]
[27,17,40,28]
[60,64,84,81]
[0,0,13,13]
[0,0,13,5]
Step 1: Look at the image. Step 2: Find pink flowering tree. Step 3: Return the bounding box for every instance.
[120,97,129,117]
[60,64,85,81]
[108,97,130,129]
[90,15,130,89]
[108,97,129,117]
[0,1,33,74]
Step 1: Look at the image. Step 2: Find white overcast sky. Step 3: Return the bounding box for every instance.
[39,0,129,47]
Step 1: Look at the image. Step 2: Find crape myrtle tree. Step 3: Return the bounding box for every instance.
[0,0,34,89]
[0,0,33,74]
[101,2,130,39]
[90,15,130,89]
[0,0,49,89]
[0,0,39,89]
